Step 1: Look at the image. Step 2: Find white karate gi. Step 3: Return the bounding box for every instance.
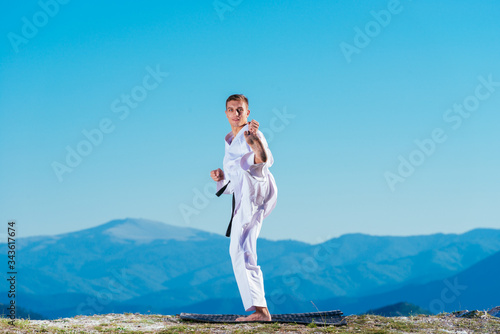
[216,123,277,312]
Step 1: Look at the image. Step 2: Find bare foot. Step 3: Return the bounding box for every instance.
[235,307,272,322]
[244,131,267,163]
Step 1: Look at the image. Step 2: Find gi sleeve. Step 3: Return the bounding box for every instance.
[216,176,234,195]
[239,130,274,176]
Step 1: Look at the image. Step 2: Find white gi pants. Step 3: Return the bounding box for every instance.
[229,162,270,312]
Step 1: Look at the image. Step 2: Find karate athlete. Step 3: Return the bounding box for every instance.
[210,94,277,322]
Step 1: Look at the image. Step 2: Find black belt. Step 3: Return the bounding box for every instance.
[215,181,234,237]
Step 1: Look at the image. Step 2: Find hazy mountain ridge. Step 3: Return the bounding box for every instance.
[315,249,500,315]
[2,218,499,319]
[364,302,433,317]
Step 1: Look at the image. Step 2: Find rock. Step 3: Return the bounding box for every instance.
[451,310,469,317]
[488,306,500,318]
[453,310,488,319]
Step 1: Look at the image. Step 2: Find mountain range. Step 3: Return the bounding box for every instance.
[315,246,500,315]
[1,218,499,319]
[364,302,433,317]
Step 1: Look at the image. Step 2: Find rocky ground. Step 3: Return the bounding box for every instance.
[1,311,500,333]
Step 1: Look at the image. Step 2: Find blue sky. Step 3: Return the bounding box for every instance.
[1,0,499,244]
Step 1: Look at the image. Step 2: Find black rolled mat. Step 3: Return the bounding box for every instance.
[180,310,347,326]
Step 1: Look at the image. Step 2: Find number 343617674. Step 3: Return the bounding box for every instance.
[8,221,16,270]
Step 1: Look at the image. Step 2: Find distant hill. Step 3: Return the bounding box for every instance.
[0,303,46,320]
[1,218,499,319]
[315,249,500,315]
[364,302,433,317]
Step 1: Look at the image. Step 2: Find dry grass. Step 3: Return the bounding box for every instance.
[1,312,499,333]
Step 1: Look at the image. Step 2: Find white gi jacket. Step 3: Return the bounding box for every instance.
[216,123,277,311]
